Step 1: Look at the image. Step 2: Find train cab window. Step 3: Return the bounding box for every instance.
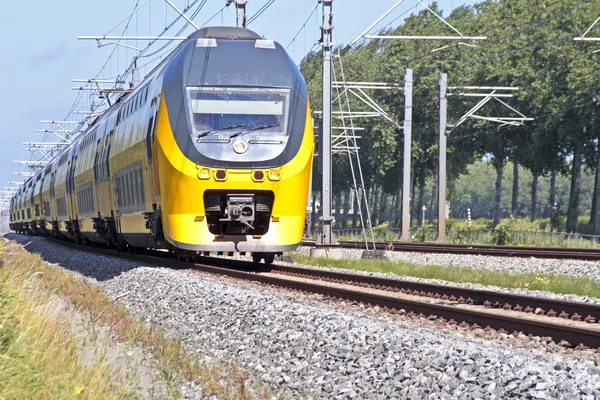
[186,87,290,137]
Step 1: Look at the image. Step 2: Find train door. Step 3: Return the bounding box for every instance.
[66,155,78,221]
[145,97,160,204]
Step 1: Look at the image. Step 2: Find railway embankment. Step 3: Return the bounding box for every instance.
[6,234,600,399]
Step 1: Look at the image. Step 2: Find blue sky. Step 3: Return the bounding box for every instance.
[0,0,479,193]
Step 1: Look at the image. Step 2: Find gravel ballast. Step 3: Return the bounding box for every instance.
[7,234,600,399]
[288,251,600,306]
[299,245,600,280]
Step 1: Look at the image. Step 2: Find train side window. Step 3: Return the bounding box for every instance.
[121,176,126,207]
[115,177,121,208]
[123,174,129,207]
[128,171,135,206]
[135,169,142,205]
[132,170,137,205]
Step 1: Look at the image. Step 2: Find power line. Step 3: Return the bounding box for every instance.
[285,4,319,50]
[247,0,275,25]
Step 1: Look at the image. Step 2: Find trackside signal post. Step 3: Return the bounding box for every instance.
[312,0,342,259]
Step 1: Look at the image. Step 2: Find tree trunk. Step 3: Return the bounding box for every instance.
[493,161,504,227]
[511,155,519,216]
[429,169,438,225]
[396,187,403,227]
[530,172,538,222]
[591,151,599,226]
[380,192,388,224]
[390,192,397,226]
[352,191,358,229]
[369,184,378,227]
[593,148,600,235]
[363,185,373,229]
[417,174,426,227]
[549,169,556,216]
[376,189,384,225]
[566,150,582,233]
[342,189,351,230]
[334,191,341,230]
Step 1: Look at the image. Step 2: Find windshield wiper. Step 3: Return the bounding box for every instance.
[197,124,249,139]
[229,124,281,139]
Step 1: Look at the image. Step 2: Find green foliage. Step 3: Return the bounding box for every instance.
[371,222,397,242]
[492,217,539,245]
[301,0,600,234]
[0,276,15,355]
[413,228,426,243]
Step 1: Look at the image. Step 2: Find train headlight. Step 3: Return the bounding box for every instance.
[232,140,248,154]
[268,169,281,181]
[198,168,211,180]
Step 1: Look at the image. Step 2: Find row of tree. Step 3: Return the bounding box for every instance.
[301,0,600,234]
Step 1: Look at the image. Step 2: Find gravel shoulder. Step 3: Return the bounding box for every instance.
[298,246,600,281]
[291,247,600,306]
[7,234,600,399]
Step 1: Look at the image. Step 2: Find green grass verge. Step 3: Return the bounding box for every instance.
[0,244,119,399]
[1,241,277,400]
[292,254,600,298]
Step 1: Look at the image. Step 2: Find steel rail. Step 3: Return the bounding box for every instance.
[273,264,600,324]
[302,240,600,261]
[29,238,600,349]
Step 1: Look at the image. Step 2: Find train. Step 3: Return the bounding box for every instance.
[9,26,314,265]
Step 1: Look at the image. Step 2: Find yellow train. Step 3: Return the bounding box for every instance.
[9,27,314,265]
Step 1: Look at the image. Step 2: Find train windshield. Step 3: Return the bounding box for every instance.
[186,87,290,137]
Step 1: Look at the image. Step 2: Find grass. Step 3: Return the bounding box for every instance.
[0,243,120,399]
[292,254,600,298]
[0,241,277,400]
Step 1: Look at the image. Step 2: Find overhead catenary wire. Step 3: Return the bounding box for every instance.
[247,0,275,25]
[285,4,319,50]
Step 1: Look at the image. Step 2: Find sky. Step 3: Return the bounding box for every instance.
[0,0,480,196]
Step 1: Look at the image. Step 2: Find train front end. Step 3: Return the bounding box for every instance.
[155,27,314,262]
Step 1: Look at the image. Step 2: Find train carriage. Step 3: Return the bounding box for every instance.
[10,26,314,266]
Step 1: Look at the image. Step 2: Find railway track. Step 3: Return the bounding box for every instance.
[302,240,600,261]
[37,238,600,350]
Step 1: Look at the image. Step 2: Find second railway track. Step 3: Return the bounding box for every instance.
[39,237,600,350]
[302,240,600,261]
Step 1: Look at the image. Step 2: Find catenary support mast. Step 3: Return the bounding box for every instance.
[437,72,448,243]
[227,0,248,28]
[320,0,336,247]
[400,69,413,242]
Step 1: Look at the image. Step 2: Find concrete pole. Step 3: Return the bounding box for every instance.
[399,68,413,242]
[235,0,248,28]
[227,0,248,28]
[437,72,448,243]
[318,0,336,246]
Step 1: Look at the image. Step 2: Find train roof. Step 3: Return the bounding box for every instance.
[190,26,261,40]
